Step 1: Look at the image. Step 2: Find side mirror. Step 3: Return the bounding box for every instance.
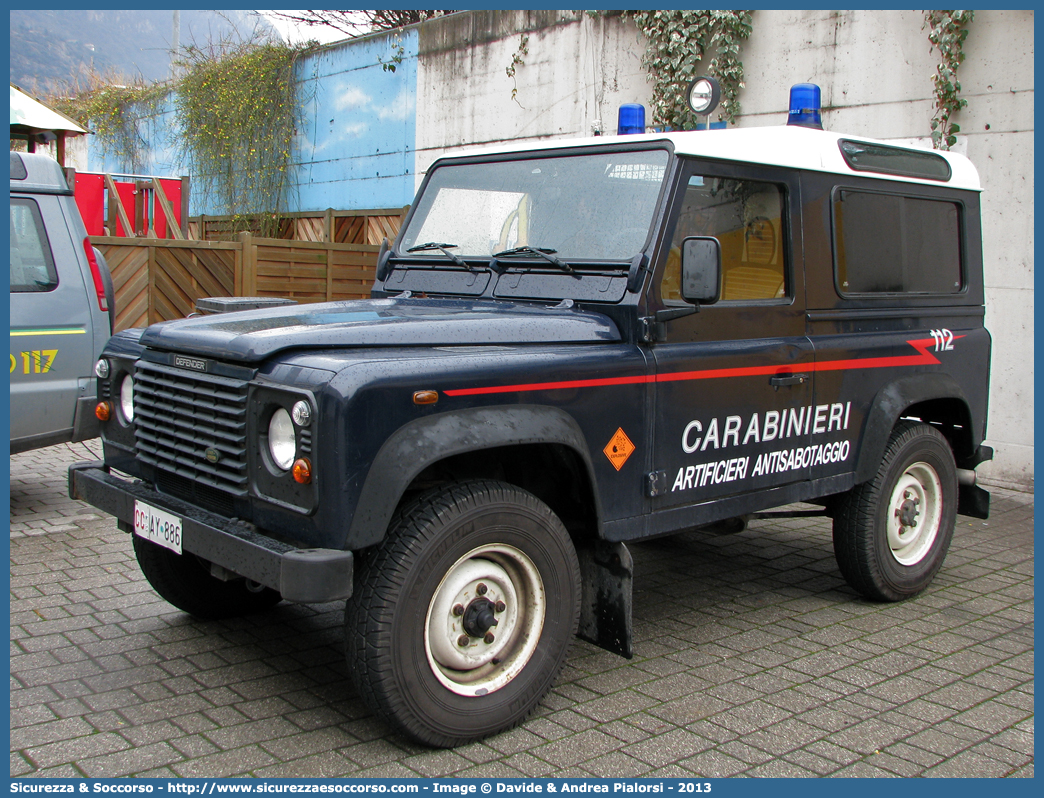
[680,236,721,304]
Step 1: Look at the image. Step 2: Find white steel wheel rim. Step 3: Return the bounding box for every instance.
[424,543,545,697]
[886,462,943,566]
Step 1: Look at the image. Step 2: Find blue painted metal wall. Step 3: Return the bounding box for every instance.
[87,29,419,215]
[294,30,417,211]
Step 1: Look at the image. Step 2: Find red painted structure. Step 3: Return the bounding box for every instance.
[73,172,188,238]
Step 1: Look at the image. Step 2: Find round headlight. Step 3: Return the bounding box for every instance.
[268,408,296,471]
[94,359,110,379]
[119,375,134,422]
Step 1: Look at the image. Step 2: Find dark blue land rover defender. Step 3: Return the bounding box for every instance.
[71,90,992,747]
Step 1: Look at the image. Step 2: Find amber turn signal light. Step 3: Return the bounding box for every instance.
[413,390,439,405]
[95,402,112,421]
[292,458,312,484]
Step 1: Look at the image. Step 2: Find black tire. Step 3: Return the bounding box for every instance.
[132,536,283,619]
[345,480,581,748]
[833,420,958,601]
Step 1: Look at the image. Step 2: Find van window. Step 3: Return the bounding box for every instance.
[834,190,962,294]
[10,152,27,180]
[10,199,59,293]
[663,176,786,302]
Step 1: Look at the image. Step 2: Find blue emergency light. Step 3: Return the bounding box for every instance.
[617,104,646,135]
[788,83,823,129]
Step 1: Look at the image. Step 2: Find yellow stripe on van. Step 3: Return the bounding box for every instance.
[10,328,87,336]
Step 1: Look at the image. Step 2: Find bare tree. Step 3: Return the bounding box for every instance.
[267,10,457,39]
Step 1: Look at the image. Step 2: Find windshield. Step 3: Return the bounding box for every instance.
[401,149,670,262]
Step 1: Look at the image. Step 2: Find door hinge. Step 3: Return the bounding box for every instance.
[646,470,668,497]
[639,316,660,343]
[640,306,698,343]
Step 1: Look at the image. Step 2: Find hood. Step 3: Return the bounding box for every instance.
[138,297,622,363]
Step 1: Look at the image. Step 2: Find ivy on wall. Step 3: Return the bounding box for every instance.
[52,73,168,173]
[175,42,302,234]
[630,10,753,130]
[52,41,303,235]
[506,34,530,107]
[925,10,974,150]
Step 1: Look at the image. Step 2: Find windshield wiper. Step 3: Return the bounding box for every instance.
[491,245,575,275]
[405,242,473,271]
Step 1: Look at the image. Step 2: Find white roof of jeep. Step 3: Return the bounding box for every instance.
[453,125,982,191]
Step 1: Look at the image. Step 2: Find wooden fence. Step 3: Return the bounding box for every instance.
[92,234,380,333]
[187,207,408,245]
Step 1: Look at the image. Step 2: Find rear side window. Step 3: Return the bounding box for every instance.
[838,140,952,181]
[10,198,59,292]
[833,190,962,294]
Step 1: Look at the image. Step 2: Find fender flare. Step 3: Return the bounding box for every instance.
[346,405,601,549]
[854,373,972,484]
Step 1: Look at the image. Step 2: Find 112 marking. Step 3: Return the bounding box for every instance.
[930,329,954,352]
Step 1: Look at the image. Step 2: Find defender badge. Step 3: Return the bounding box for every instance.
[174,355,207,372]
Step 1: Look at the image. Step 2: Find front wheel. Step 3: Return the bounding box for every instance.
[345,480,581,748]
[833,420,958,601]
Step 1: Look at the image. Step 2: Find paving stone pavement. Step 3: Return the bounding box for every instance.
[10,441,1034,778]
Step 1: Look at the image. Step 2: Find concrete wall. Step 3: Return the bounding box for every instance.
[952,11,1035,491]
[414,10,649,172]
[412,9,1034,489]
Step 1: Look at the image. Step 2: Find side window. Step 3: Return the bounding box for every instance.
[10,199,58,293]
[662,176,786,303]
[833,190,962,294]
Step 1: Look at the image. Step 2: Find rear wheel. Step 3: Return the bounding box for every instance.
[833,421,958,601]
[345,480,580,748]
[132,536,283,619]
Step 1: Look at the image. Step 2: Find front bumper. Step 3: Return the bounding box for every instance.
[69,461,353,604]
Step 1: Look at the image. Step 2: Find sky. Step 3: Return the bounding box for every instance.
[258,10,357,45]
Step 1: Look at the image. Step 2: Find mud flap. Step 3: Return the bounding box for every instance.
[958,483,990,519]
[957,444,993,519]
[576,540,633,659]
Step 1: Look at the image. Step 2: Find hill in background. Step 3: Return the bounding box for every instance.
[10,10,274,95]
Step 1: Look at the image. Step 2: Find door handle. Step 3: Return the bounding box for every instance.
[770,373,809,388]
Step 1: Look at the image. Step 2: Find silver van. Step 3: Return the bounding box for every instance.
[10,151,114,453]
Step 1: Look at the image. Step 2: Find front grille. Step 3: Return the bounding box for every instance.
[154,469,237,517]
[133,361,249,496]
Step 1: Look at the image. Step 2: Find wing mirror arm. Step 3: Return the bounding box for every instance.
[655,306,697,323]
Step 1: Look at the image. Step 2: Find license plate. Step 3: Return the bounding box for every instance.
[133,500,183,554]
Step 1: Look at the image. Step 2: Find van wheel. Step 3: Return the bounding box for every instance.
[132,536,283,618]
[345,480,581,748]
[833,421,958,601]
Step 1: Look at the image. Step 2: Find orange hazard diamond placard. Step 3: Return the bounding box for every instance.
[603,427,635,471]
